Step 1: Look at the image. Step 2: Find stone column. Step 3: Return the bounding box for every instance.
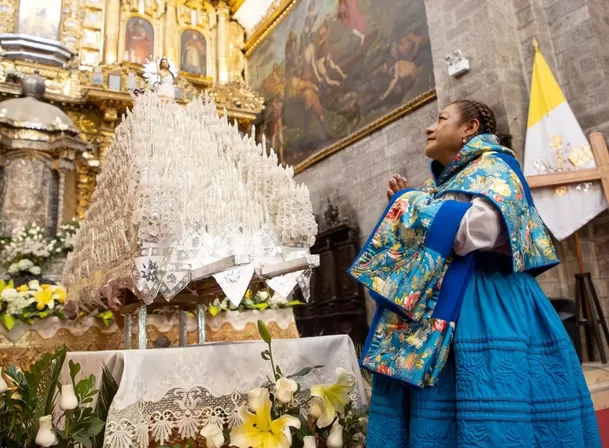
[424,0,529,156]
[216,1,230,83]
[52,160,66,231]
[104,0,121,64]
[164,0,178,62]
[0,156,56,234]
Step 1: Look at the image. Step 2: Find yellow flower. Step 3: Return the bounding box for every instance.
[230,388,300,448]
[17,285,29,293]
[372,277,385,293]
[34,288,54,311]
[490,179,512,197]
[310,368,355,428]
[53,286,67,304]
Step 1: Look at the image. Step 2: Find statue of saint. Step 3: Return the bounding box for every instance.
[143,57,178,100]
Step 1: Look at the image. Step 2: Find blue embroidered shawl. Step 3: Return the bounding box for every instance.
[349,134,559,388]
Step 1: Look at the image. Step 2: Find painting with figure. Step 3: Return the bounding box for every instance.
[125,17,154,65]
[181,30,207,75]
[18,0,62,41]
[248,0,435,169]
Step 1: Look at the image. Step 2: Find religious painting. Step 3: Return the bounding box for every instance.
[248,0,435,170]
[124,17,154,65]
[180,30,207,75]
[18,0,62,41]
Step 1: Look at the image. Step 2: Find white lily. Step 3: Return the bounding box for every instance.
[309,397,325,419]
[59,384,78,410]
[1,288,18,301]
[303,435,317,448]
[310,368,355,428]
[201,423,225,448]
[275,377,298,404]
[35,416,56,447]
[0,368,7,393]
[326,421,344,448]
[231,395,300,448]
[247,387,268,413]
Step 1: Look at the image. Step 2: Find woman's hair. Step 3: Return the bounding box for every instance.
[452,99,512,149]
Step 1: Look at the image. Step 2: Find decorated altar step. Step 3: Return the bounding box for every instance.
[0,309,298,369]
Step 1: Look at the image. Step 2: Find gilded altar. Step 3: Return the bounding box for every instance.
[0,0,264,217]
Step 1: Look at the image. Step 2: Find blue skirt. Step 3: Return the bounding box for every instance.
[367,261,602,448]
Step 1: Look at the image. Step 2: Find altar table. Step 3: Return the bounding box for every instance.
[63,335,367,448]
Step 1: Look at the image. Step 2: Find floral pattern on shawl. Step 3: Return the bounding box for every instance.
[428,134,559,273]
[349,190,448,321]
[362,307,454,387]
[351,134,559,389]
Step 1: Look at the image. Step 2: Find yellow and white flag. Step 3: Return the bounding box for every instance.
[524,45,607,240]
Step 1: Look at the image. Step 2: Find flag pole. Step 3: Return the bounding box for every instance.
[532,38,539,51]
[574,232,585,273]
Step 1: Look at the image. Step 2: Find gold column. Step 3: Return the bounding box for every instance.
[216,1,230,84]
[165,0,178,61]
[104,0,121,63]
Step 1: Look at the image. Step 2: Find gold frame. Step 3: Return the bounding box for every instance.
[244,0,296,56]
[295,90,436,173]
[245,0,437,173]
[177,26,213,78]
[118,13,160,65]
[15,0,64,41]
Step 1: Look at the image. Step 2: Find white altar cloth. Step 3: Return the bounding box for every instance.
[63,335,366,448]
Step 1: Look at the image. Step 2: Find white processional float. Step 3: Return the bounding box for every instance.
[61,58,319,347]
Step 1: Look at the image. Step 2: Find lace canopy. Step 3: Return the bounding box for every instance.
[62,91,318,310]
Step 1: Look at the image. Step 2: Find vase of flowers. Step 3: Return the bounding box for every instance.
[0,346,118,448]
[197,321,367,448]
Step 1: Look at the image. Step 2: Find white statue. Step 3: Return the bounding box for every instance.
[143,57,178,100]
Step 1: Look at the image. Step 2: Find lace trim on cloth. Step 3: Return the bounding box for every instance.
[98,335,366,447]
[104,388,361,448]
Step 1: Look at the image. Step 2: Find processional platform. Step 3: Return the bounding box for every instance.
[116,254,319,349]
[62,81,320,350]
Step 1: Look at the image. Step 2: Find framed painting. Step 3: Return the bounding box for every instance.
[247,0,436,171]
[18,0,62,41]
[124,17,154,65]
[180,30,207,75]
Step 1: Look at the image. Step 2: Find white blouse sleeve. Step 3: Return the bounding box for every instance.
[452,196,509,256]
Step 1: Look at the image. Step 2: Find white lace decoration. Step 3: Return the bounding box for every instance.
[66,335,366,448]
[62,91,318,309]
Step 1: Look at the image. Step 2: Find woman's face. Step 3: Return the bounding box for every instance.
[160,60,169,69]
[425,103,479,166]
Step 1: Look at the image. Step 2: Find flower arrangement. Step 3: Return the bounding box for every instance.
[0,346,118,448]
[0,280,66,331]
[1,220,79,277]
[206,288,303,316]
[3,224,49,276]
[46,220,80,257]
[198,321,367,448]
[0,279,113,331]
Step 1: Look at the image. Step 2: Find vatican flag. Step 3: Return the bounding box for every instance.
[523,45,608,240]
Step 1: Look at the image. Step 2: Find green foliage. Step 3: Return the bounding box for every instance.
[92,363,119,448]
[0,346,67,446]
[0,346,112,448]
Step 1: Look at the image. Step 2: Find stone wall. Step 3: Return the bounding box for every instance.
[295,0,609,357]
